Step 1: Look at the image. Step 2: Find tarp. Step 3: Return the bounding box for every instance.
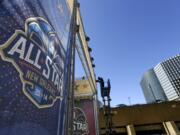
[0,0,73,134]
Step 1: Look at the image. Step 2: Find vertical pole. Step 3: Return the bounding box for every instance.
[163,121,180,135]
[108,96,112,134]
[103,98,108,135]
[128,97,131,106]
[70,0,77,134]
[65,0,77,134]
[69,35,75,135]
[126,125,136,135]
[93,94,100,135]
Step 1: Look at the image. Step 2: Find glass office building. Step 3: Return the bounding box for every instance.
[140,69,168,103]
[154,54,180,101]
[141,54,180,103]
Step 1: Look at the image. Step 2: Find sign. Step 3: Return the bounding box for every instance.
[73,107,89,135]
[0,0,73,135]
[74,99,96,135]
[0,17,65,108]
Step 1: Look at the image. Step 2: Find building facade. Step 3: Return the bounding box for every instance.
[141,54,180,103]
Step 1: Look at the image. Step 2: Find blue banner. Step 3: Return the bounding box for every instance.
[0,0,73,134]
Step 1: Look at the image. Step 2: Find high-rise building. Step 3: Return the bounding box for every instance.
[154,54,180,101]
[141,54,180,103]
[140,69,168,103]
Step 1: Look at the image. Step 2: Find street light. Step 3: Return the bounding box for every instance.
[91,57,94,61]
[86,36,90,42]
[92,64,95,68]
[88,47,92,52]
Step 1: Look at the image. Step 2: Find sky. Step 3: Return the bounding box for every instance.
[76,0,180,106]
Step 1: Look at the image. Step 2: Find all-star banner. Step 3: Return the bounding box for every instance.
[0,0,73,135]
[74,99,96,135]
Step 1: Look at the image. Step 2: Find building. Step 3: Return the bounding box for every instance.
[141,54,180,103]
[154,54,180,101]
[99,101,180,135]
[140,69,168,103]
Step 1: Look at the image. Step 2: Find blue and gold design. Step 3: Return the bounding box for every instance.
[0,17,64,108]
[0,0,73,135]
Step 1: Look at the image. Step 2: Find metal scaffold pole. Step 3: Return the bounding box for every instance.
[97,77,113,135]
[65,0,78,134]
[67,0,99,134]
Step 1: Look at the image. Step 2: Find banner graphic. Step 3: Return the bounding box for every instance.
[0,0,73,134]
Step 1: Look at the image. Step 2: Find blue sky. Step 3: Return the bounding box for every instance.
[76,0,180,106]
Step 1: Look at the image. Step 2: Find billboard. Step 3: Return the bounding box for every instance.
[74,99,96,135]
[0,0,73,135]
